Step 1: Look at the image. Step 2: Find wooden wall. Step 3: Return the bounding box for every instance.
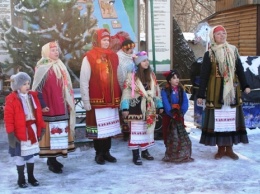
[207,5,258,56]
[215,0,259,12]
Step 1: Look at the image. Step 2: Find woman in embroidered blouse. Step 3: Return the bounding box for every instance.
[80,28,121,165]
[161,70,194,163]
[32,41,75,173]
[197,25,250,160]
[120,51,163,165]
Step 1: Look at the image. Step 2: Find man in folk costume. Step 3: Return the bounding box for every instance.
[80,28,121,165]
[120,51,164,165]
[32,41,76,173]
[117,39,136,141]
[197,25,251,160]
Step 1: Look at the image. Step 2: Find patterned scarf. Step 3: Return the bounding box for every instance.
[32,42,75,134]
[209,25,236,106]
[121,72,160,134]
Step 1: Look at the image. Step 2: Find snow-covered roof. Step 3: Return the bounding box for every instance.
[183,32,195,41]
[140,32,146,41]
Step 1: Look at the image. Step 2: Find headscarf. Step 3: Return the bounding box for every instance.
[92,28,110,48]
[88,28,114,58]
[32,41,75,134]
[209,25,236,106]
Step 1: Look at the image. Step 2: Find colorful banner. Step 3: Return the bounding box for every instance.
[242,102,260,129]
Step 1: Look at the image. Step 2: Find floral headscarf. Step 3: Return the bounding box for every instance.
[92,28,110,48]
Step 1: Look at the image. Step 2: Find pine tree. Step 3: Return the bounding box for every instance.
[0,0,97,84]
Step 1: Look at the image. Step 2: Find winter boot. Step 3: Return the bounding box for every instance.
[225,146,239,160]
[26,163,39,186]
[123,132,129,141]
[103,138,117,163]
[95,153,105,165]
[47,157,62,173]
[103,151,117,163]
[132,149,142,165]
[47,157,63,168]
[141,149,154,160]
[17,165,28,188]
[94,139,105,165]
[214,146,226,160]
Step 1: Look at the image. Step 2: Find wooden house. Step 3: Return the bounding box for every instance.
[204,0,260,56]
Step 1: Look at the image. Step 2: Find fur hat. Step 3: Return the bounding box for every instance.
[10,72,31,91]
[133,51,148,65]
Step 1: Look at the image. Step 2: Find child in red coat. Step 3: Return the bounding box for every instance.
[4,72,45,188]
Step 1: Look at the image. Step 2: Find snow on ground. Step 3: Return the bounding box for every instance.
[0,102,260,194]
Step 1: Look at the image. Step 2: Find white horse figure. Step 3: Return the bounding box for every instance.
[240,56,260,76]
[194,22,211,50]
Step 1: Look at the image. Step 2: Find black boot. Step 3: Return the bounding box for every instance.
[132,149,142,165]
[47,157,64,168]
[47,157,62,173]
[123,132,129,141]
[94,139,105,165]
[141,149,154,160]
[95,153,105,165]
[103,151,117,163]
[103,138,117,163]
[26,163,39,186]
[17,165,28,188]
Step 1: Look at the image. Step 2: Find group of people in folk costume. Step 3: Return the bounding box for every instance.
[4,25,250,188]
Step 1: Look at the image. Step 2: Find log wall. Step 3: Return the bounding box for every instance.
[208,5,258,56]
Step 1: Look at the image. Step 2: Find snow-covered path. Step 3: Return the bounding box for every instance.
[1,103,260,194]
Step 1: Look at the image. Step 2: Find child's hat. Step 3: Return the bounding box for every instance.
[163,69,179,82]
[10,72,31,91]
[133,51,148,65]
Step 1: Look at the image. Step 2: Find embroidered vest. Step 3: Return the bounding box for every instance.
[86,51,121,108]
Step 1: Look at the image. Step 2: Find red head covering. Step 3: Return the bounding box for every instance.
[92,28,110,47]
[213,25,225,33]
[109,31,130,52]
[163,69,180,82]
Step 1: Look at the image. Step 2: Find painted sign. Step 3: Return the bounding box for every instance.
[77,0,137,42]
